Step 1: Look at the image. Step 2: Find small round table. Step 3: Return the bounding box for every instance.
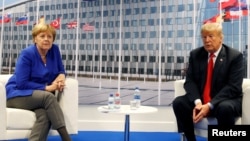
[97,105,158,141]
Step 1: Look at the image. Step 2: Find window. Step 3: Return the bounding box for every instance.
[102,56,107,61]
[177,30,184,37]
[141,56,147,62]
[177,5,184,12]
[133,32,139,38]
[142,7,147,14]
[123,44,129,50]
[95,55,99,61]
[124,56,130,62]
[109,56,114,61]
[168,5,174,12]
[139,44,145,50]
[123,20,129,27]
[147,69,153,74]
[139,20,146,26]
[125,32,131,39]
[141,32,147,38]
[149,56,156,62]
[108,21,114,27]
[109,33,115,39]
[130,68,136,74]
[103,11,108,17]
[132,56,138,62]
[161,6,166,13]
[81,55,86,61]
[177,56,184,63]
[150,7,157,14]
[167,56,174,63]
[148,19,154,26]
[166,18,172,25]
[150,31,156,38]
[88,55,92,61]
[125,9,131,15]
[134,8,140,14]
[147,44,154,50]
[131,20,137,26]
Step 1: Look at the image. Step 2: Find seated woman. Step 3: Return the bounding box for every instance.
[5,23,72,141]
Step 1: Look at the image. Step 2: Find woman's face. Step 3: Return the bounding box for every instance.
[34,31,54,51]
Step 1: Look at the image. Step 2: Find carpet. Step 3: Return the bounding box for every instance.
[9,131,206,141]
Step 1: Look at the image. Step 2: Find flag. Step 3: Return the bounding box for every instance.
[82,20,95,31]
[218,0,237,10]
[203,14,224,24]
[50,18,60,29]
[0,14,11,24]
[224,9,248,19]
[15,15,28,25]
[224,0,248,19]
[67,21,77,29]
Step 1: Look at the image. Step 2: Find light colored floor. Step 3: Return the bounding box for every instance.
[77,105,178,132]
[76,77,176,106]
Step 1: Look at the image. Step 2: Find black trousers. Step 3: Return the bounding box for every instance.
[7,90,66,141]
[172,94,242,141]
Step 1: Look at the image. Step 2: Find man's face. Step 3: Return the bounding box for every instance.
[201,30,223,53]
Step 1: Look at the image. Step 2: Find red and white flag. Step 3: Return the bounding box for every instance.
[50,18,60,29]
[67,21,77,29]
[218,0,237,10]
[82,20,95,31]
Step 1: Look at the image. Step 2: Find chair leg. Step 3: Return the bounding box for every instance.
[180,132,186,141]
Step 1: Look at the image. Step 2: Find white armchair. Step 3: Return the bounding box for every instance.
[174,78,250,138]
[0,74,79,140]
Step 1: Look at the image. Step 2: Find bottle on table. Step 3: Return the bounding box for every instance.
[114,92,121,109]
[108,93,114,109]
[133,87,141,108]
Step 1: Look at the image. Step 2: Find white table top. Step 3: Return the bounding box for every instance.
[97,105,158,115]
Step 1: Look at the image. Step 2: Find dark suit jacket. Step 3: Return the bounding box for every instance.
[184,44,244,107]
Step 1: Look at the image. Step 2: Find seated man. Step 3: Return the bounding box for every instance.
[172,23,244,141]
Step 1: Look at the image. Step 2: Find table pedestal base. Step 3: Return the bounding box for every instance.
[124,114,130,141]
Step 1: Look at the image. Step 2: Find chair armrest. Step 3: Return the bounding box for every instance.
[58,77,78,134]
[242,86,250,124]
[0,83,7,139]
[174,79,186,98]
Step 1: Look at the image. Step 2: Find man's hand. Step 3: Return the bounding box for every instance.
[193,103,210,123]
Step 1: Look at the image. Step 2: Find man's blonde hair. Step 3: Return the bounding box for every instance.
[201,23,223,38]
[32,23,56,42]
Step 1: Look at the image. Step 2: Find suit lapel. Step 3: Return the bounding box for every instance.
[200,50,209,88]
[213,46,226,82]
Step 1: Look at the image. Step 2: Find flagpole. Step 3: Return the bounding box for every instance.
[117,0,123,93]
[192,0,195,50]
[36,0,40,22]
[0,0,5,74]
[9,15,13,74]
[247,0,250,78]
[99,0,104,90]
[238,0,241,52]
[26,13,29,48]
[74,0,80,79]
[157,0,162,105]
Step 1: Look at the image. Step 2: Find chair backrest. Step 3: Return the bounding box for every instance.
[242,78,250,91]
[0,74,12,86]
[174,78,250,97]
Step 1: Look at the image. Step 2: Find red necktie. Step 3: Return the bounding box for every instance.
[203,53,215,104]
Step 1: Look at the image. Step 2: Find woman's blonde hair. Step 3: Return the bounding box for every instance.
[32,23,57,42]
